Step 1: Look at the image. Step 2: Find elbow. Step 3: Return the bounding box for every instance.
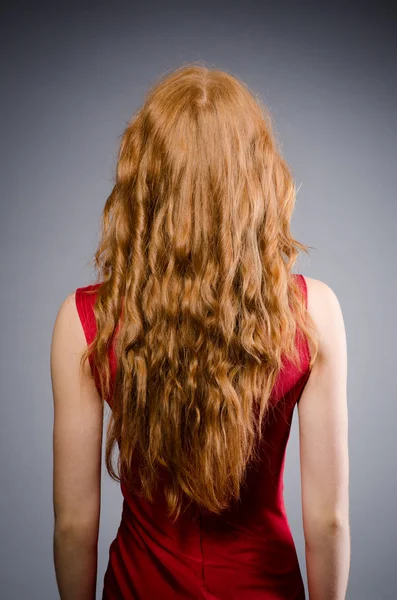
[327,514,348,534]
[304,513,349,546]
[54,518,99,544]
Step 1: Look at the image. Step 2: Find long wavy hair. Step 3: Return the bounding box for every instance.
[80,63,318,522]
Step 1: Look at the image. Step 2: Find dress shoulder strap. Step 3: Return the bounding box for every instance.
[75,283,102,382]
[75,283,101,344]
[296,273,308,309]
[294,273,311,368]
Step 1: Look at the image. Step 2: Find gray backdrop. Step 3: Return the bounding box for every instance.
[1,1,396,599]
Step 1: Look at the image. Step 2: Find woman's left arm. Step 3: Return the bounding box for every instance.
[50,292,103,600]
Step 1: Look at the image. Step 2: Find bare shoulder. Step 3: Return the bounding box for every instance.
[303,276,346,364]
[53,291,84,342]
[51,291,92,379]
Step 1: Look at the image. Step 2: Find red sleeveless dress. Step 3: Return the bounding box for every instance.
[75,273,311,600]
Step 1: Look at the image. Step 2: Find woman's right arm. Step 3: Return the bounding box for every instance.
[298,277,350,600]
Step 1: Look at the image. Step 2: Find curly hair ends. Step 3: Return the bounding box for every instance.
[80,63,319,523]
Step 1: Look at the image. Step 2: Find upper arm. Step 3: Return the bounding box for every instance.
[51,291,103,533]
[298,277,349,537]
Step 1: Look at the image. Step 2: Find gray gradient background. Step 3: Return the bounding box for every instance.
[1,1,396,598]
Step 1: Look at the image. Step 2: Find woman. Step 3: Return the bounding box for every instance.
[51,64,350,599]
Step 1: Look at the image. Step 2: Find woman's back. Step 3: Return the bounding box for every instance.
[75,273,311,600]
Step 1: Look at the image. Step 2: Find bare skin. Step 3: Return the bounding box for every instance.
[51,292,103,600]
[299,277,350,599]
